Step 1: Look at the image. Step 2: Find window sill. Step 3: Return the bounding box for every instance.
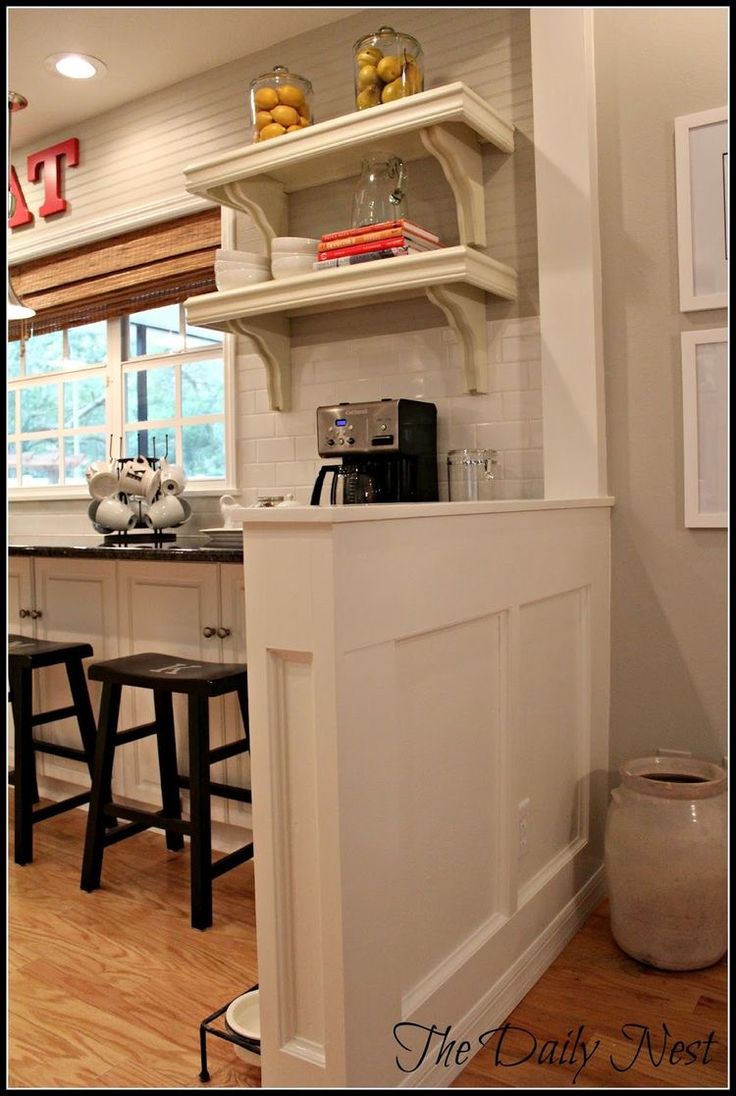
[8,484,236,504]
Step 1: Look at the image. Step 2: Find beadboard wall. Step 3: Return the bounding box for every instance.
[9,7,543,535]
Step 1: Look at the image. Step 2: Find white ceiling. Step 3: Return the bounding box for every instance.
[8,6,362,148]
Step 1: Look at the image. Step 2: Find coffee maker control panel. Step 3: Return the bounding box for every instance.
[317,401,400,455]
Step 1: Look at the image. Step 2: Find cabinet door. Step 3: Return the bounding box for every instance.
[32,557,120,792]
[116,561,226,817]
[217,562,252,830]
[8,556,34,637]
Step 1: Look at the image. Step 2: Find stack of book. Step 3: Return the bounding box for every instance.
[314,219,443,269]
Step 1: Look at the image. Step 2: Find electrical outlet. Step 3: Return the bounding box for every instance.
[518,797,530,857]
[657,748,692,758]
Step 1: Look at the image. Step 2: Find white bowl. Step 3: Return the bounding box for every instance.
[215,265,271,290]
[225,988,260,1062]
[271,254,317,279]
[270,236,319,255]
[215,249,269,267]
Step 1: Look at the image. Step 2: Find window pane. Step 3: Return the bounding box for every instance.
[125,305,182,357]
[126,429,176,464]
[21,438,60,485]
[64,434,107,482]
[8,393,16,435]
[8,341,21,380]
[185,321,224,349]
[8,444,18,487]
[25,331,64,375]
[64,375,107,427]
[21,383,59,432]
[181,359,225,417]
[67,322,107,367]
[182,422,225,479]
[125,366,176,422]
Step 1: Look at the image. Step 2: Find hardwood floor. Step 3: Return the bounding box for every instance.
[7,798,728,1088]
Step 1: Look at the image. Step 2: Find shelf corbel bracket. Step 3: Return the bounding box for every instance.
[230,313,291,411]
[420,122,486,248]
[426,283,488,395]
[217,178,288,251]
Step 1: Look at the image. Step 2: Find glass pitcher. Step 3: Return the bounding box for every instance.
[351,151,408,227]
[447,448,498,501]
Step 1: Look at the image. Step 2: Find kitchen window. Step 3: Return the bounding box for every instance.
[7,304,230,493]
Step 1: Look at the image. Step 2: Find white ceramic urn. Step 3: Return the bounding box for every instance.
[604,755,727,971]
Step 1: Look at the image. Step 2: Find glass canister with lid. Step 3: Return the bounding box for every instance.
[249,65,314,143]
[353,26,424,111]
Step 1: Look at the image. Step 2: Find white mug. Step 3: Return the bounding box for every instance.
[219,494,240,529]
[95,492,137,531]
[159,460,187,496]
[145,493,187,529]
[86,460,119,500]
[119,456,158,498]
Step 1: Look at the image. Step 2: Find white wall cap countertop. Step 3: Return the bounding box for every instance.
[236,498,615,525]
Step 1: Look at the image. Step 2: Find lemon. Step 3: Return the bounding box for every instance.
[356,85,381,110]
[286,125,302,133]
[255,110,273,131]
[358,64,380,89]
[377,55,402,83]
[260,122,287,140]
[277,84,306,109]
[254,86,279,111]
[271,104,300,128]
[356,47,383,65]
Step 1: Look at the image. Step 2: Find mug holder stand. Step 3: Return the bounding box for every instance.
[96,452,182,545]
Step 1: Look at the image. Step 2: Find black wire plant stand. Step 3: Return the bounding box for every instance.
[198,984,261,1081]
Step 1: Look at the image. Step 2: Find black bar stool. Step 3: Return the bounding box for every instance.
[80,651,253,930]
[8,634,98,865]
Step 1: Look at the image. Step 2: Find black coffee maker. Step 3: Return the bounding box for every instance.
[310,398,438,505]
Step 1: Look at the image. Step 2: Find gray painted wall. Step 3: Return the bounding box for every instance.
[594,7,728,765]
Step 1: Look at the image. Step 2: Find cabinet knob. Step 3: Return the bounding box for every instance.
[19,608,30,618]
[30,609,43,620]
[203,626,217,638]
[216,626,231,639]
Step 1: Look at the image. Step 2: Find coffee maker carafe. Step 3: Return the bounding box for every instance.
[310,399,438,505]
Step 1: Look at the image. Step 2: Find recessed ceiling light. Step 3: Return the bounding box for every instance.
[44,53,107,80]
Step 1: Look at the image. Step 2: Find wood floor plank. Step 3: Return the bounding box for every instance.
[8,799,727,1088]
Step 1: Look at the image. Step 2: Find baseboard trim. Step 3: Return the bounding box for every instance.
[399,865,606,1088]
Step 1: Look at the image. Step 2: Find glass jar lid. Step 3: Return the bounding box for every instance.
[353,25,422,52]
[250,65,312,92]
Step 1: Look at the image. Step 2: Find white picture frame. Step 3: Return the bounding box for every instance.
[681,329,728,528]
[674,107,728,312]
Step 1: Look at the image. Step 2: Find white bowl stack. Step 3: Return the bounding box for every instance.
[270,237,320,279]
[214,249,270,290]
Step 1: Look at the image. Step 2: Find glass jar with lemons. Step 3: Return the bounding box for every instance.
[249,65,314,142]
[353,26,424,111]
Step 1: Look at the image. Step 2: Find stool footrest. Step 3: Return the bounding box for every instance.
[31,704,78,726]
[177,775,252,804]
[32,738,89,763]
[33,791,91,821]
[208,739,249,765]
[115,721,160,745]
[103,802,191,835]
[211,843,254,879]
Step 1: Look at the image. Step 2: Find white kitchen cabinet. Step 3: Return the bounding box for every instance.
[8,555,35,638]
[183,82,517,409]
[13,556,121,794]
[115,560,250,830]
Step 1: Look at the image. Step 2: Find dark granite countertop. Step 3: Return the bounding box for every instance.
[8,538,243,563]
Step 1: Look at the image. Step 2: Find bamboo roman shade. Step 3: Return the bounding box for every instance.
[8,208,222,340]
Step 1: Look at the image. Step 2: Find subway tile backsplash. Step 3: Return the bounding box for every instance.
[233,315,544,506]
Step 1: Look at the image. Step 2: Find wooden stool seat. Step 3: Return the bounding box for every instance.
[8,633,97,865]
[81,651,252,930]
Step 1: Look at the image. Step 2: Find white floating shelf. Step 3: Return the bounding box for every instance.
[183,83,514,247]
[185,247,517,410]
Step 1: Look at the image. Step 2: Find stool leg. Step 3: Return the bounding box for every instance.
[81,682,121,892]
[188,694,213,930]
[154,692,185,853]
[236,681,250,753]
[10,664,35,865]
[65,655,98,776]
